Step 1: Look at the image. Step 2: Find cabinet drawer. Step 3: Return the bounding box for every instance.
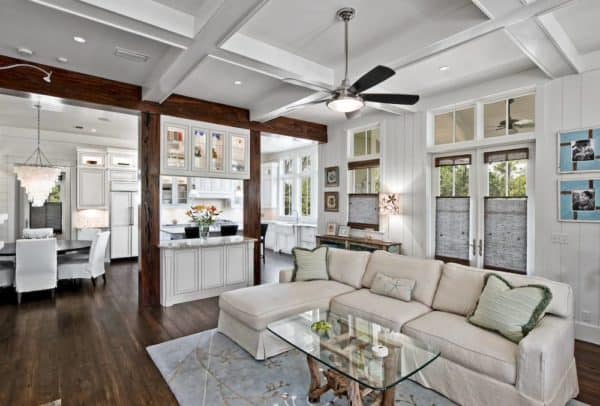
[109,154,136,170]
[111,181,137,192]
[111,170,137,182]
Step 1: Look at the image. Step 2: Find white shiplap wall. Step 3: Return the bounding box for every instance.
[535,71,600,343]
[318,111,427,257]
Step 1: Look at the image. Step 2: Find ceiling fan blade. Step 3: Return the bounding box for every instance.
[284,97,331,112]
[345,109,362,120]
[350,65,395,94]
[361,93,419,105]
[282,78,335,93]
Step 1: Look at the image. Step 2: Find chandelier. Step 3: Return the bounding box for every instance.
[14,104,61,207]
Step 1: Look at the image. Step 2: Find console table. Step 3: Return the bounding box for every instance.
[316,234,401,253]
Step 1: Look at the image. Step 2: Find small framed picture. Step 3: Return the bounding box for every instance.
[324,191,339,212]
[326,223,338,235]
[559,179,600,222]
[338,225,350,237]
[325,166,339,187]
[558,127,600,173]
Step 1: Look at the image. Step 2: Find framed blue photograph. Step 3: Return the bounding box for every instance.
[558,127,600,173]
[559,179,600,222]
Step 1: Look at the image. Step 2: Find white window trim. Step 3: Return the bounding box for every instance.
[427,88,537,154]
[347,122,381,163]
[277,147,318,222]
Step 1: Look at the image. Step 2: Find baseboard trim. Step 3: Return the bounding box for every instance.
[575,321,600,345]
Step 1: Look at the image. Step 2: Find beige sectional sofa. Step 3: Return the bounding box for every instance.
[218,248,579,406]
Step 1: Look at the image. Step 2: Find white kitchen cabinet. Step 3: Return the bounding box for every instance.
[77,168,107,209]
[272,223,297,254]
[110,191,138,259]
[161,116,250,179]
[160,238,254,306]
[108,151,137,170]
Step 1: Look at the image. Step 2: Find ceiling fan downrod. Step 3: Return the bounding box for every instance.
[336,7,355,88]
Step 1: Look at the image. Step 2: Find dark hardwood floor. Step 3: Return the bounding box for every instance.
[0,257,598,405]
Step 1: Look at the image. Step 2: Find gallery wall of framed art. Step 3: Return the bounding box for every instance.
[557,126,600,222]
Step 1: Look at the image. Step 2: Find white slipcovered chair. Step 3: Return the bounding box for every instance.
[15,238,57,304]
[22,228,54,239]
[58,231,109,285]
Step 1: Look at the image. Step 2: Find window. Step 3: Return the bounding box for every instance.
[435,155,471,197]
[485,149,528,197]
[434,107,475,145]
[348,160,380,194]
[278,147,317,219]
[352,127,380,157]
[485,94,535,138]
[283,181,293,216]
[301,177,311,216]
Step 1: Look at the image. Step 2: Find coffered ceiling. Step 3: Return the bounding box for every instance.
[0,0,597,126]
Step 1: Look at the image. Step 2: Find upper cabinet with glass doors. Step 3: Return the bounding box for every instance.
[161,117,250,179]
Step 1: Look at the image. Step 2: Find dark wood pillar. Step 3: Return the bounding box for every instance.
[139,112,161,306]
[244,129,261,285]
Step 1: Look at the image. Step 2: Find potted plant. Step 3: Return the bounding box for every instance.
[186,205,222,239]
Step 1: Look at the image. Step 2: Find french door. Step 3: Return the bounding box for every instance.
[432,144,533,273]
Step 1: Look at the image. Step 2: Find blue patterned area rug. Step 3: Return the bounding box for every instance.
[147,329,456,405]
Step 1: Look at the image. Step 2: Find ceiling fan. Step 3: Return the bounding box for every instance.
[283,7,419,119]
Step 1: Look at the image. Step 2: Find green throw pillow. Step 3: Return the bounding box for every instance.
[370,273,415,302]
[292,246,329,281]
[468,274,552,343]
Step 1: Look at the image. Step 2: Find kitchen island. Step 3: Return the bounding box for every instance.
[158,236,255,306]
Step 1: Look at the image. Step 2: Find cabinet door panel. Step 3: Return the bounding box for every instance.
[191,128,208,171]
[210,132,226,173]
[230,134,248,174]
[226,245,246,284]
[173,249,198,295]
[78,168,106,208]
[111,192,130,226]
[163,123,188,172]
[202,246,224,288]
[111,226,130,259]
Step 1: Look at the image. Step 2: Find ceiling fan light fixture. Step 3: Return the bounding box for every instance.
[327,95,364,113]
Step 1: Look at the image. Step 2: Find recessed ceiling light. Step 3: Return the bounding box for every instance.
[98,117,110,122]
[74,125,84,130]
[17,47,33,57]
[57,56,68,63]
[90,128,97,133]
[439,65,450,71]
[73,36,86,44]
[233,80,242,85]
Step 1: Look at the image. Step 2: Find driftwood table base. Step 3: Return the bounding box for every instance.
[306,355,395,405]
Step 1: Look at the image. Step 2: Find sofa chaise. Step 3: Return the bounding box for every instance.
[218,248,579,406]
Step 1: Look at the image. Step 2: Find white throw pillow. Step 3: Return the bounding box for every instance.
[370,273,415,302]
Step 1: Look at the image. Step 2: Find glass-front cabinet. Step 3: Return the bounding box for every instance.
[164,124,187,171]
[161,116,249,179]
[230,133,248,174]
[192,128,208,171]
[210,131,225,173]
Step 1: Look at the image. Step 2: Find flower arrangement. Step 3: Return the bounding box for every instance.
[186,205,222,227]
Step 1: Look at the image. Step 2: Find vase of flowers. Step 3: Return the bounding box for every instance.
[186,205,222,239]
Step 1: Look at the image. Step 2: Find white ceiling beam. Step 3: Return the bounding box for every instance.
[250,90,329,123]
[472,0,578,77]
[29,0,193,49]
[141,0,268,103]
[389,0,575,72]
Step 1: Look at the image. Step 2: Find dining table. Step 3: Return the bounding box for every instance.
[0,240,92,256]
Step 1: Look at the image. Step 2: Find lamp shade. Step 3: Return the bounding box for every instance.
[379,193,401,215]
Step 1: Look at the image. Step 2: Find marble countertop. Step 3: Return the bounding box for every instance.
[158,235,256,249]
[263,221,317,228]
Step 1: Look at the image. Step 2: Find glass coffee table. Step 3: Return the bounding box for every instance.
[268,309,440,405]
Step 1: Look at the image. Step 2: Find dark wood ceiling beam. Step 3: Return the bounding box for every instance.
[0,54,327,142]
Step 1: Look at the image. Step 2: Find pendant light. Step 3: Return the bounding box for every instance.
[14,104,61,207]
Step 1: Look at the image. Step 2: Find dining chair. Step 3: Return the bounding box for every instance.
[0,259,15,288]
[58,231,110,286]
[15,238,57,304]
[22,228,54,239]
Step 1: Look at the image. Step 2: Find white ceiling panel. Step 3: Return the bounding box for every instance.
[239,0,488,68]
[0,93,138,140]
[0,0,171,85]
[553,0,600,54]
[261,133,316,154]
[174,57,297,110]
[383,30,535,96]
